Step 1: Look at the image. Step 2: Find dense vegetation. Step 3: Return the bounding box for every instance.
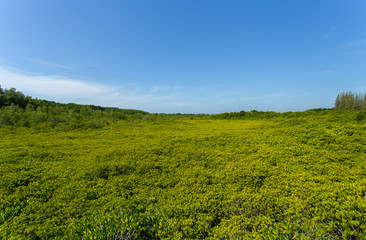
[1,87,366,239]
[334,91,366,110]
[0,86,148,129]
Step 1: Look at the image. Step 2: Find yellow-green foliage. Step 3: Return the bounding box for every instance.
[1,111,366,239]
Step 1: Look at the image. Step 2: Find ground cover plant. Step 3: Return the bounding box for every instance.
[1,105,366,239]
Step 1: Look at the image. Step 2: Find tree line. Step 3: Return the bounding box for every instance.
[2,85,365,128]
[334,91,366,110]
[0,85,148,129]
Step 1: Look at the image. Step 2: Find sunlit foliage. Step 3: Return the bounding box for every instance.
[1,107,366,239]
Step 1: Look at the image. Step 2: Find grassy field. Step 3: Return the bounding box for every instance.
[1,110,366,239]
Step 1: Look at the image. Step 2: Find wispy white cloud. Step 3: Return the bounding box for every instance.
[22,57,74,70]
[220,99,236,104]
[0,66,113,98]
[240,93,288,102]
[0,66,178,110]
[343,39,366,48]
[169,102,198,107]
[219,92,310,106]
[0,66,323,113]
[213,87,250,99]
[150,85,181,93]
[337,39,366,56]
[248,92,312,104]
[321,26,336,39]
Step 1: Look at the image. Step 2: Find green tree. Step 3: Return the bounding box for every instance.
[0,103,25,125]
[335,91,365,110]
[334,94,340,109]
[1,88,28,108]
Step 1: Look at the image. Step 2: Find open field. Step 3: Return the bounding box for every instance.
[1,111,366,239]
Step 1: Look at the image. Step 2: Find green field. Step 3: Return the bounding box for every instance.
[1,110,366,239]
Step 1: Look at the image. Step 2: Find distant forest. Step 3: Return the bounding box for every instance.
[1,85,366,129]
[0,85,148,129]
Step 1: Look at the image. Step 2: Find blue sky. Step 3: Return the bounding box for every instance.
[0,0,365,113]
